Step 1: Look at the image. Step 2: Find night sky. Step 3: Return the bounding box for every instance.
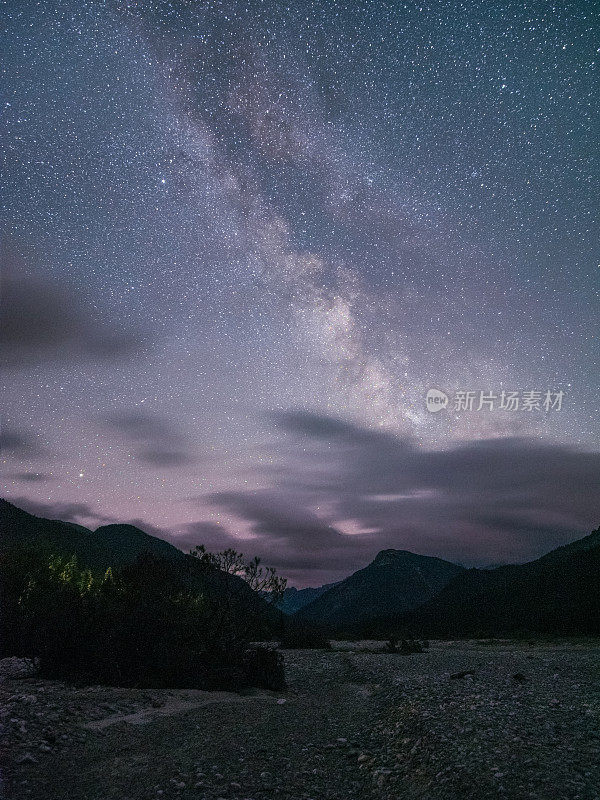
[2,0,599,585]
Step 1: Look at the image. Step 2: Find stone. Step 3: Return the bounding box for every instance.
[15,753,37,764]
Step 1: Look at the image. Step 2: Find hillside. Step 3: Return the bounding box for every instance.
[4,498,598,639]
[295,548,464,631]
[0,498,279,634]
[276,582,339,615]
[0,498,186,570]
[391,526,600,637]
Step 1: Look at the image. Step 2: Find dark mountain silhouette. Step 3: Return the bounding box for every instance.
[0,498,292,690]
[380,526,600,637]
[276,582,339,615]
[0,498,277,629]
[536,526,600,562]
[294,549,464,630]
[4,498,598,638]
[0,498,187,570]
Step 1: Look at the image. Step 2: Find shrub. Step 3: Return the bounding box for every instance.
[0,547,285,691]
[242,646,286,690]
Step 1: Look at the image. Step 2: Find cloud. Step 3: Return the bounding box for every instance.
[106,411,195,467]
[210,490,341,551]
[6,496,109,524]
[172,521,240,555]
[0,240,147,369]
[273,409,403,448]
[207,411,600,572]
[0,424,44,456]
[275,409,600,501]
[120,518,173,541]
[7,472,50,483]
[179,505,375,584]
[139,450,192,467]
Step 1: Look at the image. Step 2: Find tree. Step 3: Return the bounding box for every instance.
[1,546,286,690]
[189,545,287,604]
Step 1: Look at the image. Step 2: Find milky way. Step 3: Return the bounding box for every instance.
[2,1,599,584]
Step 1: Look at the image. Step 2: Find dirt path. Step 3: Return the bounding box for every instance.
[82,691,269,732]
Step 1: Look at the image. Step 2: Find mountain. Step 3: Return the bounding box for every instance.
[536,526,600,562]
[394,526,600,637]
[5,497,597,638]
[0,498,187,570]
[0,498,278,632]
[276,582,339,615]
[294,549,465,631]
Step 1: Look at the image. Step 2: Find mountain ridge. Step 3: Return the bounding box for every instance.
[3,497,598,637]
[0,497,279,634]
[276,582,339,615]
[384,525,600,637]
[0,498,186,570]
[295,547,465,629]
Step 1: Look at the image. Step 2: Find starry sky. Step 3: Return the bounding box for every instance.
[2,0,599,585]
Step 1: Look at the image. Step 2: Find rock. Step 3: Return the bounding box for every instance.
[15,753,37,764]
[450,670,475,679]
[512,673,528,683]
[0,658,38,681]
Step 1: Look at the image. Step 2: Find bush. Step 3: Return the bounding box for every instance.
[0,547,285,691]
[242,646,286,690]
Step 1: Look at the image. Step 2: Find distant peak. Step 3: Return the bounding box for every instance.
[370,548,462,570]
[94,523,149,537]
[372,548,415,564]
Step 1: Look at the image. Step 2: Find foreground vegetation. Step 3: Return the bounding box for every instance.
[0,543,288,690]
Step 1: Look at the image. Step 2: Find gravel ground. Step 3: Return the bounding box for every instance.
[1,640,599,800]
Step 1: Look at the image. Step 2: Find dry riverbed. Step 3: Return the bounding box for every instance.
[1,640,599,800]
